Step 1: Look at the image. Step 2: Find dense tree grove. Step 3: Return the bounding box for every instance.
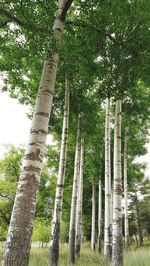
[0,1,150,266]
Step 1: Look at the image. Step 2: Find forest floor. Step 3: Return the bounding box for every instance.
[0,241,150,265]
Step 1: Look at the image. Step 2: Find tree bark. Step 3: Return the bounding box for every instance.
[68,115,81,264]
[75,135,84,257]
[135,193,143,246]
[98,179,102,254]
[112,100,123,266]
[135,234,139,247]
[2,1,73,265]
[49,77,70,266]
[124,127,129,251]
[104,98,112,259]
[91,181,96,251]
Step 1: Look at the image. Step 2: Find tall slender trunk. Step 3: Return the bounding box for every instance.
[98,179,102,254]
[91,181,96,251]
[2,2,73,265]
[104,98,112,259]
[110,188,113,230]
[135,193,143,246]
[49,77,70,266]
[112,100,123,266]
[75,136,84,257]
[124,127,129,251]
[135,234,139,247]
[68,115,81,264]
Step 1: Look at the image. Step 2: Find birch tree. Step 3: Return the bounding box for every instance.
[98,178,102,254]
[104,97,112,259]
[112,100,123,266]
[91,181,96,251]
[124,127,129,251]
[68,115,81,264]
[49,77,70,266]
[135,192,143,246]
[75,135,84,257]
[2,1,73,265]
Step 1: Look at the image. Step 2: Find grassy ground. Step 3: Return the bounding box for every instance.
[0,242,150,265]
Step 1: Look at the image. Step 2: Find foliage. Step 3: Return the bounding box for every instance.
[0,145,58,236]
[32,219,51,244]
[0,1,150,263]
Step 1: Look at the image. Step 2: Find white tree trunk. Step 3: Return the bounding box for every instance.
[68,115,81,264]
[75,135,84,257]
[91,181,96,251]
[49,77,70,266]
[104,98,112,259]
[112,100,123,266]
[2,2,72,265]
[124,127,129,251]
[110,188,113,228]
[98,178,102,254]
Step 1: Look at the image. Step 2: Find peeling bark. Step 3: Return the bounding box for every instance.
[49,77,70,266]
[112,100,123,266]
[68,115,81,264]
[2,1,73,265]
[104,98,112,259]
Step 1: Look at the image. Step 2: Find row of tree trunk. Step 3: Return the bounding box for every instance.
[2,1,73,265]
[90,99,130,266]
[2,2,130,266]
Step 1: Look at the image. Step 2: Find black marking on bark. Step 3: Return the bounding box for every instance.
[29,141,45,146]
[55,27,62,32]
[56,196,62,200]
[114,185,122,195]
[25,149,42,162]
[35,112,49,117]
[42,90,54,96]
[30,129,47,135]
[24,165,40,173]
[57,184,64,188]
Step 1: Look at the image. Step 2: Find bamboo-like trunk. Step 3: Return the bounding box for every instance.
[135,193,143,246]
[110,188,113,230]
[112,100,123,266]
[98,179,102,254]
[68,115,81,264]
[124,127,129,251]
[91,181,96,251]
[49,77,70,266]
[75,136,84,257]
[104,98,112,259]
[2,2,73,265]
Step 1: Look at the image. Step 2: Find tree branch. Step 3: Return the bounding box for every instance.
[59,0,74,21]
[0,193,14,202]
[0,8,25,27]
[0,8,46,33]
[124,22,142,44]
[65,19,124,46]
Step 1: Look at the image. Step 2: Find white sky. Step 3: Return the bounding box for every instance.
[0,92,53,158]
[0,91,149,178]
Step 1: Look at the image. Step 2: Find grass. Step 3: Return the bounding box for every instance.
[0,242,150,265]
[124,247,150,266]
[29,244,110,266]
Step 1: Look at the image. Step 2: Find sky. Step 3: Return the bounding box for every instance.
[0,91,150,178]
[0,92,53,158]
